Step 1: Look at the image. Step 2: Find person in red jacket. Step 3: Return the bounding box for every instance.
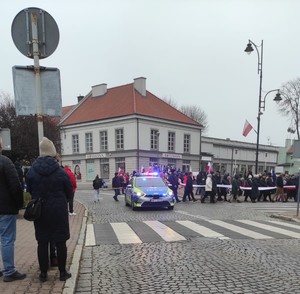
[64,165,77,215]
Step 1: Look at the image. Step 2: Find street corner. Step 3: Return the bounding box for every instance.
[271,213,300,223]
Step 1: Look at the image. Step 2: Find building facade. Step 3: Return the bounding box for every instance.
[60,78,202,183]
[60,77,284,184]
[201,136,279,176]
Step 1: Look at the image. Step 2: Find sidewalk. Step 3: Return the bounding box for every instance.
[0,201,86,294]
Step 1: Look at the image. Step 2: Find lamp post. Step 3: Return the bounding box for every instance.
[265,152,268,171]
[234,149,238,175]
[244,40,282,174]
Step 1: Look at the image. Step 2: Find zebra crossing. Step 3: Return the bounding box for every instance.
[250,203,297,212]
[85,218,300,246]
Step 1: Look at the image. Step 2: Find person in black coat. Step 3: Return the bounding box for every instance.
[251,175,260,203]
[112,172,121,201]
[168,170,181,203]
[26,137,73,282]
[0,137,26,282]
[182,172,196,202]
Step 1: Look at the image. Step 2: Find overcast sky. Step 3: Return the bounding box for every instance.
[1,0,300,147]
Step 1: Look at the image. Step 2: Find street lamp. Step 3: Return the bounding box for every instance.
[234,149,238,174]
[244,39,282,174]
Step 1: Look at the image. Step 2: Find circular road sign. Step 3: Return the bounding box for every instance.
[11,7,59,59]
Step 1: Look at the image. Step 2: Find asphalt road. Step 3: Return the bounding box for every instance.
[74,189,300,294]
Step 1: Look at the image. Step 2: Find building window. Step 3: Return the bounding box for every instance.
[151,129,159,150]
[182,160,190,172]
[168,159,176,165]
[86,159,95,181]
[115,157,125,173]
[72,134,79,153]
[115,129,124,150]
[168,132,175,152]
[100,158,109,179]
[183,134,190,153]
[100,131,108,151]
[85,132,93,153]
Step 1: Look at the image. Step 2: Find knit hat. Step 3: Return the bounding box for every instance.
[39,137,57,157]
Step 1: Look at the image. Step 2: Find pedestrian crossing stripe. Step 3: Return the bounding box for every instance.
[86,223,96,246]
[86,219,300,246]
[144,220,186,242]
[177,220,229,239]
[208,220,273,239]
[110,222,142,244]
[237,220,300,239]
[268,220,300,229]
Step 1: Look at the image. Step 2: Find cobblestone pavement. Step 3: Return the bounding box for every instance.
[74,189,300,294]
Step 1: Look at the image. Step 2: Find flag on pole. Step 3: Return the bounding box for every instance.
[118,167,123,176]
[242,120,253,137]
[205,162,212,173]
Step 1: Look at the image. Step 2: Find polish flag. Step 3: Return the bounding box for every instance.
[205,162,212,173]
[118,167,124,176]
[243,120,253,137]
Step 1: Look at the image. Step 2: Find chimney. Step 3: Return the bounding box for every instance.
[92,83,107,97]
[285,139,292,148]
[134,77,146,96]
[77,95,84,103]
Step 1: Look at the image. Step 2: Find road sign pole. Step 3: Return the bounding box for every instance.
[31,12,44,148]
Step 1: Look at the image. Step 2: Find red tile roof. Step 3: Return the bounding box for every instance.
[62,105,75,117]
[60,83,201,127]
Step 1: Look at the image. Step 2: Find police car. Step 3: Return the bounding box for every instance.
[124,173,176,210]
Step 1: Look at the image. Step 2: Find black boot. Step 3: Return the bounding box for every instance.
[60,270,72,281]
[39,272,48,282]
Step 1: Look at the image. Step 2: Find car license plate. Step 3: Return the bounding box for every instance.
[151,198,160,202]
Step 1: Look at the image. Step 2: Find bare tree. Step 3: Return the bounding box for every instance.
[162,97,208,134]
[162,96,178,109]
[0,92,60,163]
[279,78,300,140]
[179,104,208,134]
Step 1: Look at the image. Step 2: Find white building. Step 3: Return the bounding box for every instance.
[60,77,203,182]
[201,136,279,176]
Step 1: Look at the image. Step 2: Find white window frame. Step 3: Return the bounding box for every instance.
[85,132,93,153]
[72,134,79,153]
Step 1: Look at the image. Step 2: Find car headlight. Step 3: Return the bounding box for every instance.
[133,191,145,197]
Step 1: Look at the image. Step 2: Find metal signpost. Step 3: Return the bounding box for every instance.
[11,7,60,149]
[0,128,11,151]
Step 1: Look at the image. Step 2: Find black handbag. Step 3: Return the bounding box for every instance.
[24,198,42,221]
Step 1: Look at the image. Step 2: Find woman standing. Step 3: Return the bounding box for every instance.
[26,137,73,282]
[201,173,215,203]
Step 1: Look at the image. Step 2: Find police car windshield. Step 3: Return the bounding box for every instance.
[136,177,166,188]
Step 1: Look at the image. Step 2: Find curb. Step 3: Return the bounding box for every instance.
[63,201,88,294]
[271,214,300,223]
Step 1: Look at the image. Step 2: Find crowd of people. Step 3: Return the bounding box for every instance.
[167,168,299,204]
[110,164,300,204]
